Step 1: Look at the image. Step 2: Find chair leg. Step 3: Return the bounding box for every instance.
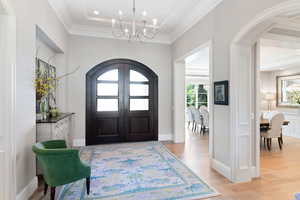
[280,135,283,145]
[267,138,272,151]
[86,177,90,195]
[50,187,56,200]
[278,138,282,150]
[44,183,48,195]
[263,138,266,148]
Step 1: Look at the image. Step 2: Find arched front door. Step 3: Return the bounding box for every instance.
[86,59,158,145]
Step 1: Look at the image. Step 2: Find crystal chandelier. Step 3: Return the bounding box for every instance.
[111,0,159,41]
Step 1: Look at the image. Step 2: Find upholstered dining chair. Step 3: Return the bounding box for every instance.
[186,107,194,129]
[191,108,202,134]
[200,108,209,134]
[32,140,91,200]
[261,113,284,151]
[199,105,208,113]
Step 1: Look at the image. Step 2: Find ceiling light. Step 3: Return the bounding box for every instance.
[111,0,159,42]
[118,10,123,16]
[93,10,99,15]
[142,10,147,17]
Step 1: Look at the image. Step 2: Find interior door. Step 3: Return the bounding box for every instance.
[86,59,158,145]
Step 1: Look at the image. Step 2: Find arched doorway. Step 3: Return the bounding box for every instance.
[230,0,300,182]
[86,59,158,145]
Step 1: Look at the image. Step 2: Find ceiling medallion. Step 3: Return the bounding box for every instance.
[111,0,159,42]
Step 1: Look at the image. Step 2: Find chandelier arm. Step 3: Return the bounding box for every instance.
[111,19,125,38]
[143,28,159,39]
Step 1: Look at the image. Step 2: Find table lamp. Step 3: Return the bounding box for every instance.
[264,92,276,111]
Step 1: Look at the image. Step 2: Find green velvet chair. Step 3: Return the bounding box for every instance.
[32,140,91,200]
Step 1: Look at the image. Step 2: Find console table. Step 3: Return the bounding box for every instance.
[36,113,75,174]
[36,113,74,146]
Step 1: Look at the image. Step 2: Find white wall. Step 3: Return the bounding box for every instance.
[0,13,16,200]
[10,0,69,194]
[172,0,288,173]
[67,35,172,142]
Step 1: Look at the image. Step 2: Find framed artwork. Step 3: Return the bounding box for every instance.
[214,80,229,105]
[36,59,57,113]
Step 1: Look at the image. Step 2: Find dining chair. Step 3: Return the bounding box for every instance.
[189,106,197,132]
[186,107,194,129]
[199,106,208,113]
[191,108,202,134]
[200,109,209,134]
[261,112,284,151]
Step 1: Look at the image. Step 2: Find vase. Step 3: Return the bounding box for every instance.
[40,97,48,120]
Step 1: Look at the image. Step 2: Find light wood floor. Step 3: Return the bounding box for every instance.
[165,130,300,200]
[31,131,300,200]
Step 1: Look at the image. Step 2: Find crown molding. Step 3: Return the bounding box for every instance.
[170,0,223,43]
[48,0,222,45]
[262,33,300,44]
[69,24,172,44]
[47,0,73,31]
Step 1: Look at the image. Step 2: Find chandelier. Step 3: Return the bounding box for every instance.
[111,0,159,41]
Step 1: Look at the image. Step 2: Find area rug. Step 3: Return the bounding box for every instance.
[58,141,219,200]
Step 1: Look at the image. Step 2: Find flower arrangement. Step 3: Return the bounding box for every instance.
[35,76,55,99]
[35,67,57,119]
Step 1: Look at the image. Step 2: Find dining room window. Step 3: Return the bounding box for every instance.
[277,74,300,107]
[186,84,209,108]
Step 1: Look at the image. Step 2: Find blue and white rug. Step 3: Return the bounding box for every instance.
[58,141,219,200]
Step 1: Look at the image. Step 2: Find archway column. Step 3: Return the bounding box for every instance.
[0,5,17,199]
[230,44,253,182]
[173,61,186,143]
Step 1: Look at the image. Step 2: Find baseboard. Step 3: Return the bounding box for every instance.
[159,134,173,141]
[73,134,173,146]
[73,139,86,147]
[211,159,231,180]
[251,166,259,178]
[16,177,38,200]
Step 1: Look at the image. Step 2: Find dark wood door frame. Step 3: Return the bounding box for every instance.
[86,59,158,145]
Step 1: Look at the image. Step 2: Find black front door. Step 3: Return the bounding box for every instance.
[86,59,158,145]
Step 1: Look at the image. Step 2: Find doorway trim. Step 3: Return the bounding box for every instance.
[0,1,16,199]
[230,0,300,182]
[173,40,214,157]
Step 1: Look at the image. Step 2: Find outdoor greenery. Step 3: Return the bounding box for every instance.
[186,84,208,108]
[287,90,300,105]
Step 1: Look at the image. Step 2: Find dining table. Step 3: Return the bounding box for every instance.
[260,119,290,127]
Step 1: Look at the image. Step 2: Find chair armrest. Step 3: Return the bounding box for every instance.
[38,148,91,186]
[42,140,67,149]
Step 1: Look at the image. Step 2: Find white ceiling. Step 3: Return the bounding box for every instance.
[260,14,300,72]
[185,47,209,76]
[260,32,300,71]
[260,43,300,71]
[48,0,223,44]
